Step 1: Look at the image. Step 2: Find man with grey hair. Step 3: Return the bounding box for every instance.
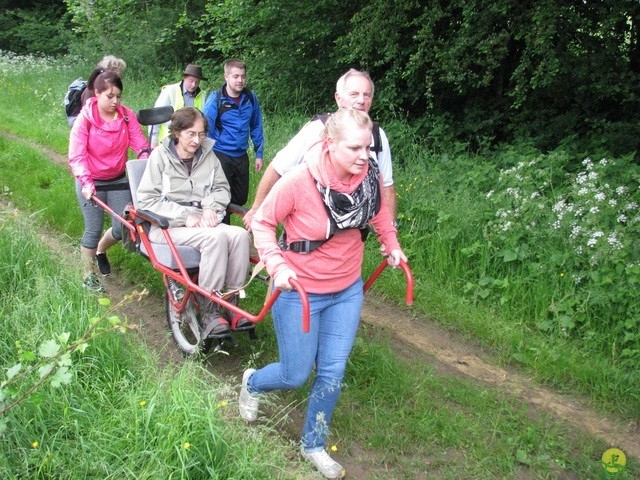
[243,69,397,230]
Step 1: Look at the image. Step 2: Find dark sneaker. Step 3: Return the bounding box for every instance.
[95,252,111,276]
[234,317,253,329]
[205,316,231,336]
[201,302,231,337]
[83,273,105,293]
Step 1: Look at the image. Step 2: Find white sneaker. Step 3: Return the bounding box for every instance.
[300,447,345,479]
[239,368,260,422]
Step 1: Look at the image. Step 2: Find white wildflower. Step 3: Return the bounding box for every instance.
[607,233,622,249]
[570,225,582,239]
[552,200,567,212]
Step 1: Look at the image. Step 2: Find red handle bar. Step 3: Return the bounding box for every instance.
[89,195,135,234]
[289,278,310,332]
[363,259,413,306]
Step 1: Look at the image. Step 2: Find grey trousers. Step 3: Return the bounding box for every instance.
[149,223,251,294]
[75,177,131,248]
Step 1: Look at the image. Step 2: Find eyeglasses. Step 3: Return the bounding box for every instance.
[183,131,206,139]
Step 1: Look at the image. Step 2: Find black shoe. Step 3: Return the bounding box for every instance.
[234,317,254,329]
[201,302,231,338]
[95,252,111,276]
[203,315,231,337]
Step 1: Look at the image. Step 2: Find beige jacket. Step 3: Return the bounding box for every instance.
[136,137,230,228]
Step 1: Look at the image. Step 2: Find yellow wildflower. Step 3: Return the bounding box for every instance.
[330,445,338,452]
[184,442,191,449]
[31,441,38,448]
[139,400,146,407]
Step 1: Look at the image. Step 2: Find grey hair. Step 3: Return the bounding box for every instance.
[335,69,375,97]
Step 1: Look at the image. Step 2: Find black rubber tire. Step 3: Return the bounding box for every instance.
[165,293,201,356]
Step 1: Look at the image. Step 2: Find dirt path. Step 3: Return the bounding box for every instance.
[4,131,640,475]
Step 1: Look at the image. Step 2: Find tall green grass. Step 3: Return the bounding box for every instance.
[0,214,324,479]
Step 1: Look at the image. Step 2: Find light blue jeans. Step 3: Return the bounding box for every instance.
[248,278,364,452]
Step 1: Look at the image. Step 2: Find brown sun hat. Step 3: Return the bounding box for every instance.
[183,64,207,81]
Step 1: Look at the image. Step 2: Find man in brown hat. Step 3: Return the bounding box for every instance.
[150,64,208,148]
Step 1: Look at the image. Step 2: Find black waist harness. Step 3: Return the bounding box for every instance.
[280,158,381,254]
[279,228,371,254]
[175,200,203,209]
[94,172,128,191]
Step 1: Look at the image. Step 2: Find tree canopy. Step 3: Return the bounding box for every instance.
[2,0,639,156]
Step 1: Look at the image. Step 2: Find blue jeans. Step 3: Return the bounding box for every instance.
[248,278,364,452]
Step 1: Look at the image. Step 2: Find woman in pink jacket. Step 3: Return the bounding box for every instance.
[240,108,407,479]
[69,70,148,292]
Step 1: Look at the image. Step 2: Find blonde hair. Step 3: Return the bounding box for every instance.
[322,108,373,141]
[97,55,127,76]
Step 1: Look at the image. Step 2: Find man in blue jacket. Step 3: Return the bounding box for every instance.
[203,59,264,221]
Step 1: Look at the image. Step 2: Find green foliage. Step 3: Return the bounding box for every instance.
[0,1,72,55]
[483,154,640,363]
[337,0,640,154]
[0,290,142,428]
[195,0,366,113]
[3,0,640,154]
[63,0,207,75]
[336,335,606,478]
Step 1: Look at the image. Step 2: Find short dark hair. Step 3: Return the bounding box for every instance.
[168,107,208,139]
[93,70,123,93]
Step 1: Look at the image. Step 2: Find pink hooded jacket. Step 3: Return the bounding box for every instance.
[69,97,148,188]
[252,140,400,294]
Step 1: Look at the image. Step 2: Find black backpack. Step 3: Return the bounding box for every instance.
[215,86,255,131]
[64,78,87,127]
